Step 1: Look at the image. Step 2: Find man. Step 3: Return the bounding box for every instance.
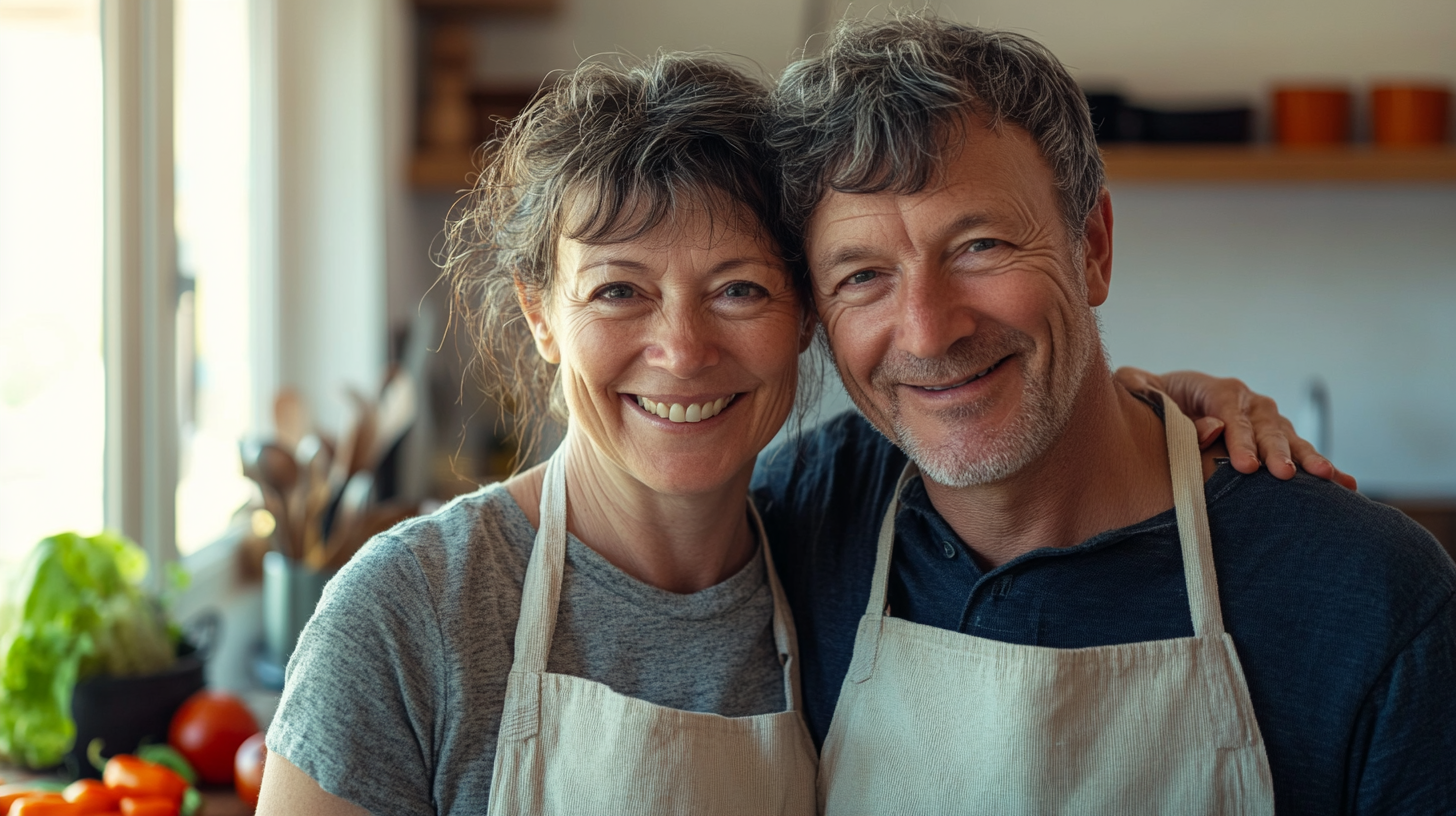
[753,14,1456,815]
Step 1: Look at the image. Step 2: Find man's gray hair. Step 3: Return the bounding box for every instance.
[767,13,1104,258]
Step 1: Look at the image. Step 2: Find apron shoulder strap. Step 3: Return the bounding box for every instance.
[1158,392,1227,638]
[749,498,807,714]
[512,437,571,675]
[865,463,921,617]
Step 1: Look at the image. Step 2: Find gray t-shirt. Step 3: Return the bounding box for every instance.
[267,483,787,815]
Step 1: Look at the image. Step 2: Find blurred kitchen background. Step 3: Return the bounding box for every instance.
[1,0,1453,696]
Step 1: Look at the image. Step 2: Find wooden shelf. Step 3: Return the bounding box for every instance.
[1102,145,1456,183]
[410,150,480,191]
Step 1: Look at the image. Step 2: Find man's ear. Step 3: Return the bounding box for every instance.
[1082,188,1114,308]
[514,278,560,364]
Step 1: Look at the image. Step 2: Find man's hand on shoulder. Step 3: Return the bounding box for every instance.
[1114,367,1358,491]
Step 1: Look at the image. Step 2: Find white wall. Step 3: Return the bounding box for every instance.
[276,0,390,433]
[1103,184,1456,496]
[419,0,1456,494]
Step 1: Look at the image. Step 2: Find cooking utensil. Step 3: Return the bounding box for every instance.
[273,389,311,453]
[240,440,294,558]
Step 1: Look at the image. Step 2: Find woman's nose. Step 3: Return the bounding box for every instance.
[645,311,720,378]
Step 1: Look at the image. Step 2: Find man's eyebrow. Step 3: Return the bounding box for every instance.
[815,245,882,272]
[947,212,996,234]
[813,213,999,271]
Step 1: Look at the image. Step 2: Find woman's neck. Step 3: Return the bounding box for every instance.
[504,433,757,594]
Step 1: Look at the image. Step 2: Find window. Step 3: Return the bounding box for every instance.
[0,0,105,570]
[0,0,267,572]
[173,0,257,556]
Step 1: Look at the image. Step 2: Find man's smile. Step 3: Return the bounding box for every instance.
[906,356,1010,393]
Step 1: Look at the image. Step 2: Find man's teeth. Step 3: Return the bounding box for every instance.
[636,394,735,423]
[923,362,999,392]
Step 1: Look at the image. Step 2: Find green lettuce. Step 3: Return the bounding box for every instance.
[0,531,180,768]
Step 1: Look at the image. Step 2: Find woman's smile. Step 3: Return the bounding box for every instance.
[629,392,740,423]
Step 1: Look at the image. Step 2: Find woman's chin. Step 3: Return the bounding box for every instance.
[620,451,755,499]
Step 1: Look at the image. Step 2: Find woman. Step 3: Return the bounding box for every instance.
[258,53,1336,816]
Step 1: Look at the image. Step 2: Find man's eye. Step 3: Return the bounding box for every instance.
[968,238,1002,253]
[593,283,635,301]
[844,269,878,286]
[724,281,767,299]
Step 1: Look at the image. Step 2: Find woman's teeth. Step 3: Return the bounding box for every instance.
[636,394,736,423]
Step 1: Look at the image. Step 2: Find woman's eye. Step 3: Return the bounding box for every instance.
[592,283,635,301]
[723,281,767,299]
[844,269,878,287]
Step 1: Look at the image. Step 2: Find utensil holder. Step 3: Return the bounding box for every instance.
[262,552,332,670]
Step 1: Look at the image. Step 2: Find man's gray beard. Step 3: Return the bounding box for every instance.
[869,319,1100,489]
[892,366,1077,488]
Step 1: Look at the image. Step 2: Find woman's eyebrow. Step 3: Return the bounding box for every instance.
[576,258,651,275]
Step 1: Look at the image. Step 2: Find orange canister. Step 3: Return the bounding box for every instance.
[1273,86,1352,147]
[1371,84,1451,147]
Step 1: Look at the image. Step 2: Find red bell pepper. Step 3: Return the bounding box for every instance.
[101,757,187,804]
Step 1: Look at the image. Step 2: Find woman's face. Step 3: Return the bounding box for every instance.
[523,201,811,497]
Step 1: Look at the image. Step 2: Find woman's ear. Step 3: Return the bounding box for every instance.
[798,310,819,353]
[514,279,560,364]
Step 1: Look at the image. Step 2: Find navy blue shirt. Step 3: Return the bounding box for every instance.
[753,410,1456,816]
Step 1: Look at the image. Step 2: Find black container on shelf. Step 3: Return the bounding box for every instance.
[1084,92,1145,142]
[1140,107,1252,143]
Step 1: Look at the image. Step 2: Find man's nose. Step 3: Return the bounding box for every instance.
[895,269,976,360]
[645,310,720,378]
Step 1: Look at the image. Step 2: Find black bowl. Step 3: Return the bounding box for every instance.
[65,642,207,778]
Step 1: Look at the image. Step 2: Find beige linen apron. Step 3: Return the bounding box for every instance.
[486,438,819,816]
[819,394,1275,816]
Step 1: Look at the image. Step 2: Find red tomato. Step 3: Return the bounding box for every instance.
[233,732,267,809]
[118,796,178,816]
[168,690,260,785]
[62,778,121,809]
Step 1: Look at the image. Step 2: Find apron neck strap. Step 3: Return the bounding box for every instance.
[863,396,1226,638]
[864,463,921,617]
[511,432,572,674]
[1158,392,1227,637]
[749,497,806,713]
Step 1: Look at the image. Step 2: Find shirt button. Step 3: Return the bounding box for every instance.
[942,540,957,559]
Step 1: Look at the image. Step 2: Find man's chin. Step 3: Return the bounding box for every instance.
[893,412,1061,489]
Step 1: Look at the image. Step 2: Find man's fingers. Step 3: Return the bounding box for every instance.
[1194,417,1224,449]
[1221,414,1262,475]
[1257,427,1297,480]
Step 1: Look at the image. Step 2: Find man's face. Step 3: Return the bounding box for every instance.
[804,120,1112,487]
